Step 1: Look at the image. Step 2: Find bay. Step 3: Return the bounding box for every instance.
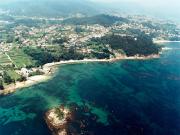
[0,42,179,135]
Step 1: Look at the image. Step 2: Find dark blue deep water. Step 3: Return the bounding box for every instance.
[0,43,179,135]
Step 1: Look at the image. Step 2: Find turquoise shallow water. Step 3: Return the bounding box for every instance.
[0,43,180,135]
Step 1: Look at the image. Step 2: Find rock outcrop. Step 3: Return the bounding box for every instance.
[45,106,71,135]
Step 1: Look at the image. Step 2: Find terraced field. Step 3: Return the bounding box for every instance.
[7,48,36,68]
[0,52,12,66]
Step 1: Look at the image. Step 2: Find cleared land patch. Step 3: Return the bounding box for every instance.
[7,48,36,68]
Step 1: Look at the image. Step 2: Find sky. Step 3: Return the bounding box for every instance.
[0,0,179,9]
[90,0,180,10]
[90,0,180,22]
[90,0,179,5]
[0,0,179,22]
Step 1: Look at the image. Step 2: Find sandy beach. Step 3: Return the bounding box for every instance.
[154,40,180,43]
[43,54,160,67]
[0,75,51,95]
[0,54,160,95]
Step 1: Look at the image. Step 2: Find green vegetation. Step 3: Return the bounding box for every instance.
[0,53,11,64]
[91,34,161,56]
[23,46,84,66]
[75,26,88,33]
[85,42,112,59]
[28,70,44,77]
[3,70,24,84]
[0,70,27,89]
[23,47,54,66]
[7,47,36,68]
[0,47,36,88]
[0,79,4,90]
[0,12,174,90]
[21,32,161,65]
[6,70,21,81]
[3,71,14,84]
[52,37,69,45]
[55,108,64,120]
[0,0,98,17]
[63,14,129,26]
[13,19,44,27]
[0,15,14,22]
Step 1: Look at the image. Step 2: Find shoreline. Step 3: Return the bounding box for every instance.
[0,75,51,95]
[45,107,70,135]
[154,40,180,43]
[0,54,160,95]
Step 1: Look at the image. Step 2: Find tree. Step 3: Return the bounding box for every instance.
[55,108,64,120]
[91,34,161,56]
[3,71,13,84]
[0,79,4,90]
[17,76,27,82]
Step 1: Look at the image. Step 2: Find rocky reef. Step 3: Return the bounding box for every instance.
[45,103,107,135]
[45,105,71,135]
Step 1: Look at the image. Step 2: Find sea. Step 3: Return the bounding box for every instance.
[0,42,179,135]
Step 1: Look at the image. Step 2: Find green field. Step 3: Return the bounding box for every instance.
[5,70,22,82]
[0,52,11,65]
[7,48,36,69]
[0,47,36,84]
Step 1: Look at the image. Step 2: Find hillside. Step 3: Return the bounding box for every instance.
[63,14,129,26]
[91,34,161,56]
[0,0,99,17]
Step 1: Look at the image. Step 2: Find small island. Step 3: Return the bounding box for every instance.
[45,106,71,135]
[45,103,108,135]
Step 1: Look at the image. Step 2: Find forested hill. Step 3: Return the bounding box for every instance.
[0,0,99,17]
[91,34,161,56]
[63,14,129,26]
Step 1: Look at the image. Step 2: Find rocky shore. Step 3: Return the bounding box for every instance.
[45,106,71,135]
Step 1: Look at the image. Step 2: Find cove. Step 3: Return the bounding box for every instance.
[0,42,179,135]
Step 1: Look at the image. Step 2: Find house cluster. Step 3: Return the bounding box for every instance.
[111,17,180,40]
[10,23,111,48]
[0,15,180,52]
[18,67,44,78]
[68,24,109,45]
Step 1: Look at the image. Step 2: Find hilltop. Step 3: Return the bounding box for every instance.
[63,14,129,26]
[0,0,99,17]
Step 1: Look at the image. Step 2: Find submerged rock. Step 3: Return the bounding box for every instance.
[45,103,109,135]
[45,106,71,135]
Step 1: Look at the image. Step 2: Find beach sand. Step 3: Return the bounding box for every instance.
[153,40,180,43]
[0,54,160,95]
[0,75,51,95]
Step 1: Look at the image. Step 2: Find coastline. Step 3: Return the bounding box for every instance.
[154,40,180,43]
[0,75,51,95]
[45,107,70,135]
[0,54,160,96]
